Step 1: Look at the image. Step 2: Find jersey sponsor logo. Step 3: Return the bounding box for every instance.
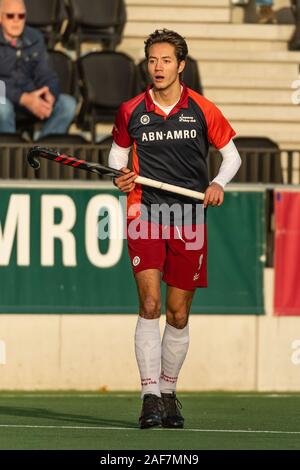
[179,114,196,123]
[141,129,197,142]
[133,256,140,267]
[140,114,150,125]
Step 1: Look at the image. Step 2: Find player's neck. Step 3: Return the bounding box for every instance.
[152,81,182,107]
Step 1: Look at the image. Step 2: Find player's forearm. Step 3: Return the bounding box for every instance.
[108,141,131,170]
[211,139,241,188]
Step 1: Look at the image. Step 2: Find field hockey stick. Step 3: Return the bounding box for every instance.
[27,146,205,201]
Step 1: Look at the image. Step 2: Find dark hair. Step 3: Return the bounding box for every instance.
[144,29,188,64]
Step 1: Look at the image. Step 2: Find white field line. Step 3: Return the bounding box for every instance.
[0,424,300,434]
[1,393,300,398]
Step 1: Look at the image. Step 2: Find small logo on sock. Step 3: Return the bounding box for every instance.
[133,256,140,267]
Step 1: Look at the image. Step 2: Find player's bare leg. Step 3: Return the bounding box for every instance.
[135,269,162,320]
[160,286,194,428]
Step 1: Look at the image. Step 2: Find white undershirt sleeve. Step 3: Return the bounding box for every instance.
[108,139,241,188]
[211,139,242,188]
[108,141,131,170]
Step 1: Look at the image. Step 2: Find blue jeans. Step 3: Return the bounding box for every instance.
[256,0,273,5]
[0,94,76,139]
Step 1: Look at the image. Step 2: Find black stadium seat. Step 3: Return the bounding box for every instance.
[25,0,66,48]
[77,51,139,142]
[138,56,203,94]
[36,133,89,145]
[63,0,126,56]
[47,50,77,97]
[233,136,283,184]
[208,136,283,184]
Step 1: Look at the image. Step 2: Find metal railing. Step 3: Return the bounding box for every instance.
[0,142,111,181]
[0,143,299,184]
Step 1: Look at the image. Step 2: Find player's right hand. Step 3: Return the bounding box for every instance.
[114,167,137,192]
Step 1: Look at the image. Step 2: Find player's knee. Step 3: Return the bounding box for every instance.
[166,310,188,329]
[55,94,77,121]
[140,295,161,319]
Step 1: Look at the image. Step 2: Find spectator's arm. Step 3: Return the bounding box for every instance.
[8,87,24,105]
[32,34,60,100]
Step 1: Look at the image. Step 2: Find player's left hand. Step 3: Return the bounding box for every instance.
[203,182,224,208]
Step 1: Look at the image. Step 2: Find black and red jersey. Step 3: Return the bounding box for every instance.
[112,84,235,220]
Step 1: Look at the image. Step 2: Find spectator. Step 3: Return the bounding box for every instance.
[289,0,300,50]
[0,0,76,139]
[256,0,277,24]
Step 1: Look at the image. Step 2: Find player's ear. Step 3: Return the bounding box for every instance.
[178,60,185,74]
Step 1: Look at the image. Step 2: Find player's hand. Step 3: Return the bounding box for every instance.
[114,167,137,193]
[203,182,224,208]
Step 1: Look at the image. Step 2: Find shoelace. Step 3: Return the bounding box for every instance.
[175,397,183,410]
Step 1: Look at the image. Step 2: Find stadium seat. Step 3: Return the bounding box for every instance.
[233,136,283,184]
[208,137,283,184]
[275,7,295,24]
[36,133,89,145]
[15,113,37,140]
[289,0,300,50]
[77,51,139,142]
[0,132,28,144]
[25,0,66,48]
[63,0,126,56]
[47,50,77,97]
[138,56,203,94]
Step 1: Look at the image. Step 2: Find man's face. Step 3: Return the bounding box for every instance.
[0,0,26,41]
[147,42,185,91]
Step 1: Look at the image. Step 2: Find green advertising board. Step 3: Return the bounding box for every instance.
[0,183,265,314]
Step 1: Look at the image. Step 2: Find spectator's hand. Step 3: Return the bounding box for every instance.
[42,89,56,107]
[114,167,137,193]
[203,182,224,208]
[20,87,53,120]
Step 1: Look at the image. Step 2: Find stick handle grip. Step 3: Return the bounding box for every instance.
[135,176,205,201]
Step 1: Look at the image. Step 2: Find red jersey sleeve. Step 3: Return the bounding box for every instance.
[188,89,236,150]
[112,103,132,148]
[205,101,236,150]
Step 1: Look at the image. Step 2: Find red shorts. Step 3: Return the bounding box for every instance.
[127,220,207,291]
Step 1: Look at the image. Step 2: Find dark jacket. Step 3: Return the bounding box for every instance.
[0,25,60,105]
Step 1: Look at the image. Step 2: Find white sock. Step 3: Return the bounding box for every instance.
[135,316,161,398]
[160,322,190,394]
